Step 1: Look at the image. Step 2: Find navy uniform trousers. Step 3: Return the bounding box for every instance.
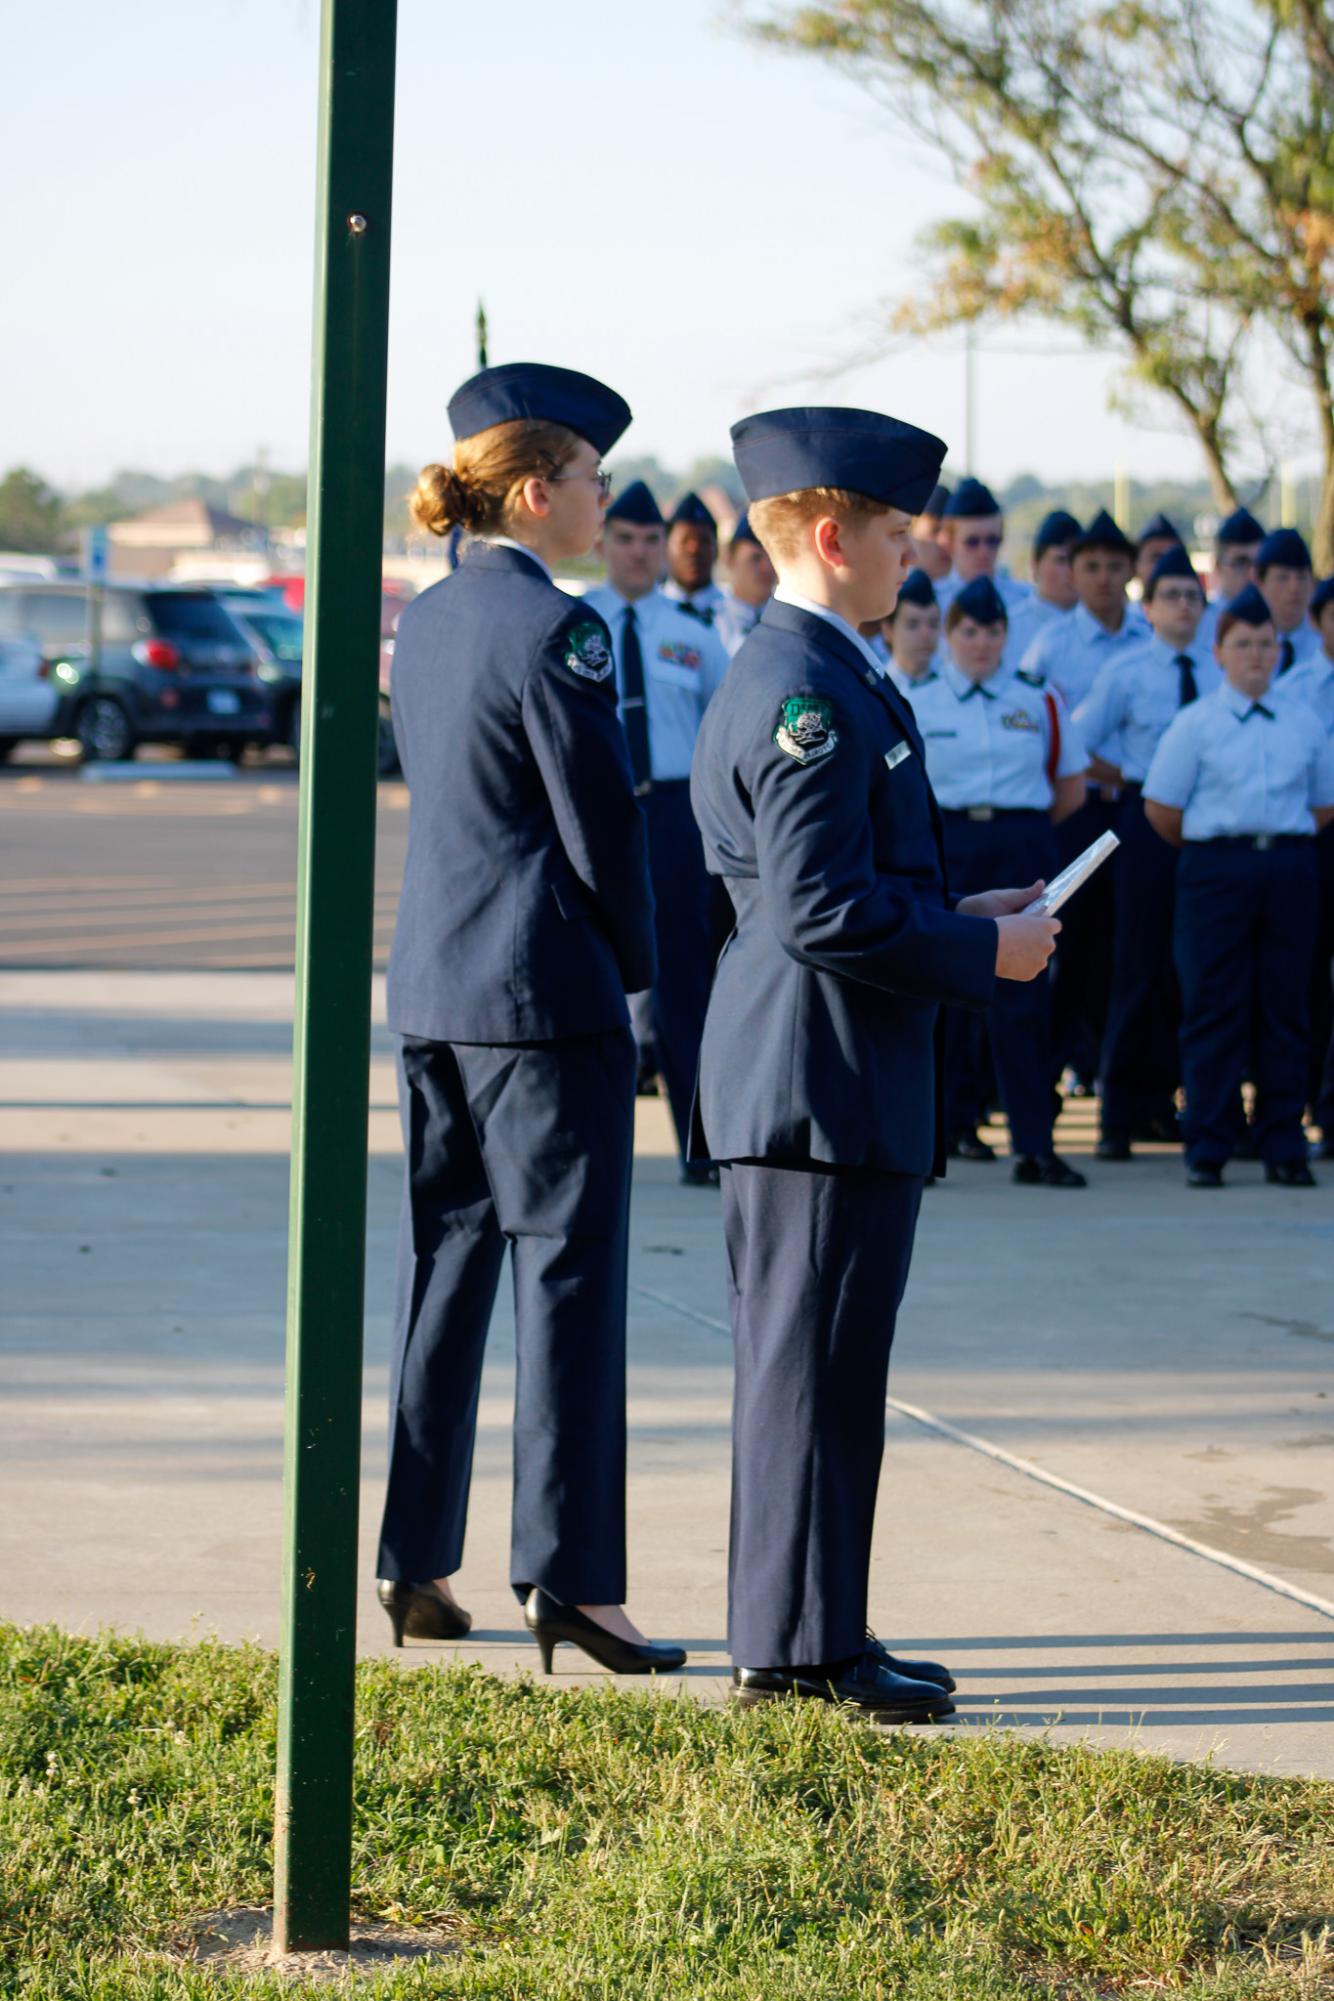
[1309,822,1334,1133]
[1175,840,1317,1167]
[636,780,716,1163]
[375,1027,636,1602]
[941,809,1058,1157]
[1050,793,1119,1085]
[1099,788,1181,1137]
[722,1160,923,1670]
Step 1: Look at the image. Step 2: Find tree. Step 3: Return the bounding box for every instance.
[0,467,66,553]
[745,0,1334,565]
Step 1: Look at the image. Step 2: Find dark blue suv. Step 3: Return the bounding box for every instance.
[0,580,272,761]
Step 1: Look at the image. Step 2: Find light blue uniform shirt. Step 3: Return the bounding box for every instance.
[1003,594,1072,671]
[714,585,766,658]
[1021,600,1150,710]
[906,658,1086,810]
[1074,635,1222,783]
[1276,653,1334,734]
[583,584,728,782]
[1274,622,1323,676]
[1144,681,1334,840]
[662,578,726,627]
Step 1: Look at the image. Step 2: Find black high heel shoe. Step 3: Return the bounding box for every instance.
[377,1578,472,1647]
[523,1587,687,1676]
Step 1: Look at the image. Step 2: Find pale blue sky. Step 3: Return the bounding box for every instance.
[5,0,1318,495]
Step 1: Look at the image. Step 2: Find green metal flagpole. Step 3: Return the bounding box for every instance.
[274,0,398,1955]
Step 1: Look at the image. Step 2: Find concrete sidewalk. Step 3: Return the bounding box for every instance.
[1,970,1331,1778]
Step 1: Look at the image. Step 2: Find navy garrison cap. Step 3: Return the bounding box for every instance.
[1072,508,1134,557]
[923,482,951,517]
[730,510,760,546]
[943,476,1001,518]
[952,575,1008,625]
[1311,576,1334,618]
[604,479,663,527]
[1255,527,1312,574]
[1033,509,1081,558]
[1223,582,1274,624]
[668,490,716,530]
[447,362,631,455]
[1218,506,1265,546]
[1144,545,1201,596]
[896,567,938,608]
[730,406,947,514]
[1136,510,1183,548]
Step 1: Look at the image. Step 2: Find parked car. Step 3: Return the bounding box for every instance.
[0,636,57,759]
[0,582,272,761]
[214,588,304,751]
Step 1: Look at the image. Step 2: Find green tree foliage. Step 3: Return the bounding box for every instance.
[0,467,66,553]
[745,0,1334,567]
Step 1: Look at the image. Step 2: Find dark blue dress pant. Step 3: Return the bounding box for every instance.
[1174,842,1317,1167]
[1099,787,1181,1137]
[636,780,715,1164]
[1309,822,1334,1132]
[941,811,1058,1157]
[1050,793,1119,1085]
[722,1160,924,1668]
[376,1029,636,1602]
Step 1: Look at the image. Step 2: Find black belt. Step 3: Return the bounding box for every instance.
[1189,834,1311,851]
[942,806,1047,823]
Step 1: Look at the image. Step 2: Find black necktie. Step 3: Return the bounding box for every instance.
[1174,652,1199,706]
[1243,702,1275,721]
[1278,637,1295,675]
[962,681,995,699]
[620,605,652,793]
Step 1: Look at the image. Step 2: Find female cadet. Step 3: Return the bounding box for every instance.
[909,576,1090,1185]
[880,566,942,697]
[375,363,686,1677]
[1145,583,1334,1187]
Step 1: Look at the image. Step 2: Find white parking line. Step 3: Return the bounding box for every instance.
[629,1281,1334,1625]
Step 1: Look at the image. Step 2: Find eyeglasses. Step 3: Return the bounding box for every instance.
[961,532,1003,549]
[1152,585,1204,605]
[549,468,613,497]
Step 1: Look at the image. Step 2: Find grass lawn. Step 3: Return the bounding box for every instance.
[1,1622,1330,1998]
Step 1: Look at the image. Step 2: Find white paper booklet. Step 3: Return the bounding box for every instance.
[1023,831,1120,915]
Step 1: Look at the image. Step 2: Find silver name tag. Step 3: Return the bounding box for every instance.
[885,741,912,772]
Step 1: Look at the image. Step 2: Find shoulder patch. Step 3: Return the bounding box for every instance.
[774,694,838,764]
[563,620,613,682]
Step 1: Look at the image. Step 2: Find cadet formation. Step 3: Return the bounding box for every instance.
[374,360,1334,1719]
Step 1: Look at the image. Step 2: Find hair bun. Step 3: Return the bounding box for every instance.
[410,461,474,537]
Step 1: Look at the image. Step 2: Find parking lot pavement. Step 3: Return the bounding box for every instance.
[2,967,1331,1778]
[0,761,405,970]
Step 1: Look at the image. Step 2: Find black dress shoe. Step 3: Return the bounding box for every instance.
[1095,1133,1132,1162]
[948,1128,996,1163]
[1186,1162,1224,1188]
[732,1651,954,1722]
[523,1588,687,1676]
[680,1162,721,1188]
[1265,1161,1318,1187]
[377,1578,472,1647]
[1012,1154,1087,1188]
[863,1632,956,1693]
[1130,1114,1181,1144]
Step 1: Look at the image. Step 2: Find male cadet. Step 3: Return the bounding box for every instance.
[1021,508,1145,1090]
[716,511,776,658]
[1075,545,1221,1157]
[585,481,729,1184]
[1277,573,1334,1157]
[1256,528,1322,674]
[910,481,953,582]
[689,405,1059,1718]
[1133,510,1185,590]
[1198,505,1266,649]
[934,476,1033,622]
[1003,508,1081,669]
[663,491,724,624]
[880,566,942,697]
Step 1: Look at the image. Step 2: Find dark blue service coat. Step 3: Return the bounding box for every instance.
[689,599,998,1175]
[386,543,656,1042]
